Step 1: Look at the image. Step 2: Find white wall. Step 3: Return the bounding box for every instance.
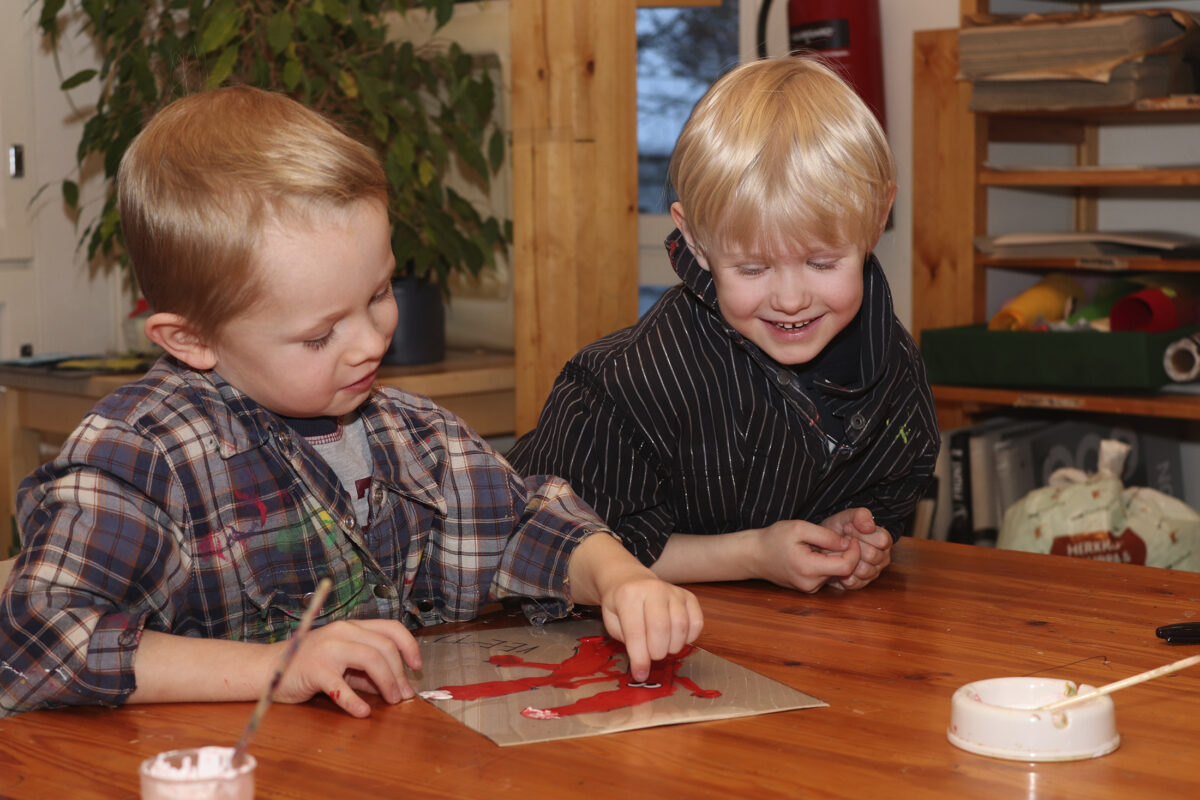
[0,4,122,360]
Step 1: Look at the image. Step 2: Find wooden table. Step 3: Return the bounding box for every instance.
[0,350,514,557]
[3,538,1199,798]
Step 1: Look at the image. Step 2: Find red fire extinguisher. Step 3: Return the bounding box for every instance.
[756,0,886,131]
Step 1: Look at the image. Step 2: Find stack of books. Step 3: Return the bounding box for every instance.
[959,9,1200,112]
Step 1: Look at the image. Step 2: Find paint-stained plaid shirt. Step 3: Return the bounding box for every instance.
[509,228,939,566]
[1,359,605,716]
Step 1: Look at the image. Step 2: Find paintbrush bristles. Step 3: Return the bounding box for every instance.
[1038,654,1200,713]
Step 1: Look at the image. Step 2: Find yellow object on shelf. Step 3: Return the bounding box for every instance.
[988,273,1085,331]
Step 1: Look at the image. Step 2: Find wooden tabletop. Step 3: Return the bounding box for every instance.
[3,538,1200,799]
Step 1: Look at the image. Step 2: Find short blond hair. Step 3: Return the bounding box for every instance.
[118,85,388,340]
[668,57,894,256]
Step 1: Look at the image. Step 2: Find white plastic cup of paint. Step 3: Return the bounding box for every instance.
[139,746,256,800]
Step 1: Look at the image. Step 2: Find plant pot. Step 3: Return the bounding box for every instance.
[383,275,446,366]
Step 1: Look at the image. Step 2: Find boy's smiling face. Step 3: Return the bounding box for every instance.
[672,204,864,366]
[209,201,398,418]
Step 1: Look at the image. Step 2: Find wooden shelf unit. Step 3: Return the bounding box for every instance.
[912,25,1200,431]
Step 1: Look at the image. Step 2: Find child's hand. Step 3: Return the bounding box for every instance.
[568,533,704,682]
[274,618,423,718]
[599,571,704,683]
[754,519,863,593]
[821,507,893,591]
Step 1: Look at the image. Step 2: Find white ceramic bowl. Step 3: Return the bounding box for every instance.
[947,677,1119,762]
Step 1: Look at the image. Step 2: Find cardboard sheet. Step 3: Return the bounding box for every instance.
[414,619,826,746]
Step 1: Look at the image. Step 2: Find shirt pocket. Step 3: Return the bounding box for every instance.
[224,496,372,642]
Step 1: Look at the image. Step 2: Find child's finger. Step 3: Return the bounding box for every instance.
[324,678,371,718]
[807,536,860,570]
[616,611,651,683]
[801,524,854,552]
[335,636,414,703]
[351,619,424,672]
[669,593,704,655]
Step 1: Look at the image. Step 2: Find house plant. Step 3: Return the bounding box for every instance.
[37,0,509,364]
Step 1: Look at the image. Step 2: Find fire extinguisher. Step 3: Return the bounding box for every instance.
[755,0,886,131]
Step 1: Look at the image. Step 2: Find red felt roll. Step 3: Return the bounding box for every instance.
[1109,287,1194,333]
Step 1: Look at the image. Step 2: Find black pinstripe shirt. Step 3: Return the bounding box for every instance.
[508,228,939,566]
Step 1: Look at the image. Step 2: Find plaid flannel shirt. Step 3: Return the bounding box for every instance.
[1,358,604,715]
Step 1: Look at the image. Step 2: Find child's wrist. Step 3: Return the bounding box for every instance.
[738,527,769,581]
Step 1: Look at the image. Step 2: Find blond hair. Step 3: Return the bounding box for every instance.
[668,57,894,256]
[118,85,388,340]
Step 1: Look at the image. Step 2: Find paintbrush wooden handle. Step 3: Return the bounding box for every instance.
[232,577,333,765]
[1039,654,1200,712]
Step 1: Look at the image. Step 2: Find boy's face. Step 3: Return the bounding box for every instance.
[684,228,865,366]
[209,201,398,417]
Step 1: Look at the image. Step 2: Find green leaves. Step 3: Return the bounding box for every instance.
[204,45,239,90]
[265,11,295,56]
[38,0,509,295]
[60,69,97,90]
[62,180,79,211]
[197,1,242,54]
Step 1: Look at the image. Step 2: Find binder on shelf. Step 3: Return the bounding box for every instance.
[946,427,975,546]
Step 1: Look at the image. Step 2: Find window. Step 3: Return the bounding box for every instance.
[636,2,740,214]
[636,2,741,286]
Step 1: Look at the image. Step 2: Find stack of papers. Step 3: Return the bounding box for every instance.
[959,9,1200,111]
[976,231,1200,259]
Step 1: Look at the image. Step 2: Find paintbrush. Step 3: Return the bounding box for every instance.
[232,577,333,767]
[1038,654,1200,713]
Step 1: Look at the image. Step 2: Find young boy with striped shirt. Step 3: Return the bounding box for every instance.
[509,58,938,593]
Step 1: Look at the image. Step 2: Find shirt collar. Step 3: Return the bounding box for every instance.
[151,358,449,515]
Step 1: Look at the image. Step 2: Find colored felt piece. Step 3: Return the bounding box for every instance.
[988,274,1085,331]
[1110,285,1197,333]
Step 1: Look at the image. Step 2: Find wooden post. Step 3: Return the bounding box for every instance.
[911,28,987,341]
[510,0,640,435]
[912,28,986,431]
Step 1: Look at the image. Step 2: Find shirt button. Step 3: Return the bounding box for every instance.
[849,412,867,430]
[117,628,139,647]
[775,369,792,387]
[341,514,356,530]
[373,583,396,599]
[416,598,435,612]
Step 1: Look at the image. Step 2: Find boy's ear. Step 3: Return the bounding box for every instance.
[669,202,711,271]
[143,312,217,371]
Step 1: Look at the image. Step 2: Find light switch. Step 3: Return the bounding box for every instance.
[9,144,24,178]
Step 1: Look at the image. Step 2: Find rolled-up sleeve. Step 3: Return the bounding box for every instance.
[2,421,188,716]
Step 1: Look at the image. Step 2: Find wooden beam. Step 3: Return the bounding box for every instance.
[510,0,639,435]
[911,28,987,341]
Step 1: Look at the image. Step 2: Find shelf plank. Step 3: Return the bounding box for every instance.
[983,94,1200,124]
[931,384,1200,421]
[981,167,1200,187]
[976,255,1200,273]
